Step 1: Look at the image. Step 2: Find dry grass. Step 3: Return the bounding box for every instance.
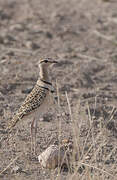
[0,79,117,180]
[49,87,117,180]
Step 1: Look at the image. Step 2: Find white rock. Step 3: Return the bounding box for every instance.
[38,145,67,169]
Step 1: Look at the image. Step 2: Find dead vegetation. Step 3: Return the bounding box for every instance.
[0,0,117,179]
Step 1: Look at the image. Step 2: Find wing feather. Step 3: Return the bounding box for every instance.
[7,84,47,131]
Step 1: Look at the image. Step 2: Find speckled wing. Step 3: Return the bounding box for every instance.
[7,84,47,132]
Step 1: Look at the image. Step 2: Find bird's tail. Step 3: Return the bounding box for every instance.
[6,113,23,133]
[0,113,23,145]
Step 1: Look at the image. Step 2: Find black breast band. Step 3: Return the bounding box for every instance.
[40,79,52,86]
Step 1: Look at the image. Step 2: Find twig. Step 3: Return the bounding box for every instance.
[0,153,22,175]
[65,92,72,121]
[1,47,34,55]
[93,30,114,42]
[79,162,115,178]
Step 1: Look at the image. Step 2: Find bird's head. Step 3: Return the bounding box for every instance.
[39,58,58,68]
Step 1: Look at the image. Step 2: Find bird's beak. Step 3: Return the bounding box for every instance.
[50,60,58,64]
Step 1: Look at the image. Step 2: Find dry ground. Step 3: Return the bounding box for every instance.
[0,0,117,179]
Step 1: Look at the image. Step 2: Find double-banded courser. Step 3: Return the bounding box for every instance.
[6,58,58,154]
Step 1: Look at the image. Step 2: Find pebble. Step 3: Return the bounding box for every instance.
[11,165,22,174]
[38,144,68,169]
[25,41,40,50]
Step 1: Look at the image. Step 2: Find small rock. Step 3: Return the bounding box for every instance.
[6,51,15,56]
[38,144,72,169]
[5,34,16,42]
[38,145,64,169]
[31,42,40,50]
[45,31,53,39]
[85,156,91,160]
[0,10,10,20]
[25,41,40,50]
[9,23,24,31]
[40,117,44,121]
[11,165,22,174]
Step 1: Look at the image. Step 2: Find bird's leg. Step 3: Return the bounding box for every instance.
[30,118,37,155]
[34,119,37,155]
[30,119,34,154]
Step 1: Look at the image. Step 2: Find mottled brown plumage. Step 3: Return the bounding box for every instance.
[6,58,57,133]
[0,58,58,154]
[7,84,48,132]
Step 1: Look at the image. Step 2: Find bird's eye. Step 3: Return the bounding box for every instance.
[44,60,48,63]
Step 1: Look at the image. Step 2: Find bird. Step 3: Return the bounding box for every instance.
[5,58,58,154]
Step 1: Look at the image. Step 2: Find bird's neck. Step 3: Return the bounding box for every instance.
[40,66,49,81]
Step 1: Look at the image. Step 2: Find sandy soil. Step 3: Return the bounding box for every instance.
[0,0,117,179]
